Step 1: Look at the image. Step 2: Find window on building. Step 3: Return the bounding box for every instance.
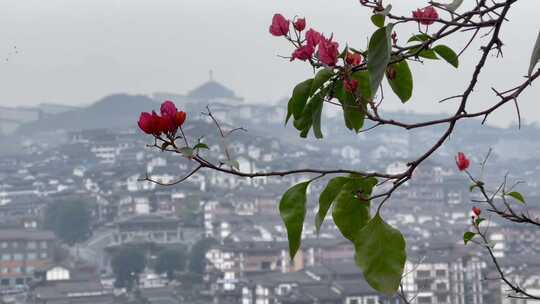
[0,242,7,249]
[435,269,447,277]
[40,241,48,249]
[1,279,9,286]
[436,282,447,290]
[40,252,48,259]
[27,241,37,249]
[437,294,448,303]
[1,254,10,261]
[14,278,24,285]
[417,270,431,277]
[12,242,19,248]
[365,299,377,304]
[348,299,359,304]
[261,261,271,270]
[417,296,433,304]
[27,253,37,260]
[13,254,23,261]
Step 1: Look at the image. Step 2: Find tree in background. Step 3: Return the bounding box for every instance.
[154,248,187,281]
[111,246,146,291]
[188,238,216,275]
[44,200,92,246]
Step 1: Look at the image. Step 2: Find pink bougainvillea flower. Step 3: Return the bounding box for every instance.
[318,35,339,67]
[175,111,187,127]
[294,18,306,32]
[269,13,290,37]
[412,6,439,26]
[343,78,358,93]
[345,51,362,66]
[305,29,322,47]
[455,152,470,171]
[160,100,177,118]
[472,207,481,217]
[138,112,157,135]
[291,45,315,61]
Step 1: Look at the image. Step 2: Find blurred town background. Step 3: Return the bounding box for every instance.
[0,78,539,304]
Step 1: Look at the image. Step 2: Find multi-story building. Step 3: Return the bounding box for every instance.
[0,229,56,287]
[110,214,183,246]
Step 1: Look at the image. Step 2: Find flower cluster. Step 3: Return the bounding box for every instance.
[269,13,341,67]
[412,6,439,26]
[138,100,187,137]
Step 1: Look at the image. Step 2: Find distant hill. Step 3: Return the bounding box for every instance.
[17,94,159,134]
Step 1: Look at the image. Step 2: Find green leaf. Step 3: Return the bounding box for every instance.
[463,231,476,245]
[311,69,334,96]
[417,48,439,60]
[332,177,377,242]
[222,160,240,170]
[529,31,540,76]
[469,183,479,192]
[386,60,413,103]
[293,93,325,138]
[355,213,406,294]
[433,45,459,68]
[371,14,385,28]
[193,143,209,150]
[367,24,394,97]
[444,0,464,12]
[475,218,485,227]
[407,33,431,43]
[286,79,314,124]
[507,191,525,204]
[334,80,366,132]
[179,147,195,158]
[279,181,310,259]
[315,177,350,234]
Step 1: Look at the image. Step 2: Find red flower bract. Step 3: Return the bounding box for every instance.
[345,51,362,66]
[138,112,157,135]
[291,45,315,62]
[306,29,321,47]
[455,152,470,171]
[294,18,306,32]
[269,13,290,37]
[344,78,358,93]
[472,207,481,217]
[318,35,339,67]
[412,6,439,26]
[175,111,187,127]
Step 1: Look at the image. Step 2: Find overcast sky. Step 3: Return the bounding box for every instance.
[0,0,538,127]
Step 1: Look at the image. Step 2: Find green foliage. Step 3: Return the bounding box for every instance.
[334,78,366,132]
[279,181,310,259]
[433,45,459,68]
[386,60,413,103]
[407,33,431,43]
[355,213,406,294]
[371,14,385,28]
[463,231,476,245]
[155,248,187,281]
[528,30,540,76]
[506,191,525,204]
[112,246,146,291]
[189,238,217,274]
[315,177,349,233]
[332,177,377,242]
[311,69,334,96]
[292,92,325,138]
[193,143,209,150]
[368,24,394,96]
[445,0,464,12]
[416,48,439,60]
[286,79,313,124]
[44,201,92,246]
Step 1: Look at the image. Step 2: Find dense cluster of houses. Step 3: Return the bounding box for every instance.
[1,80,540,303]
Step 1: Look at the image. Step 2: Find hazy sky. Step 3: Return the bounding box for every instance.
[0,0,538,126]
